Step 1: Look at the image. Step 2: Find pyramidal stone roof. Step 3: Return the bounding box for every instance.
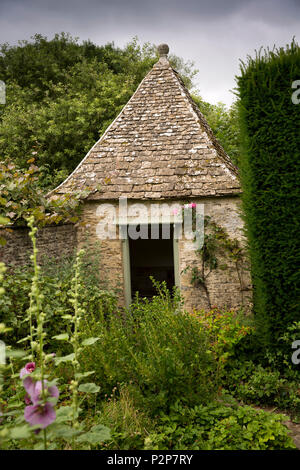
[53,44,241,200]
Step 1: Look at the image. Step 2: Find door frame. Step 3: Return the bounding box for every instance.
[121,223,180,308]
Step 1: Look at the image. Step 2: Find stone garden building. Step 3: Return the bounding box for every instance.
[3,44,251,311]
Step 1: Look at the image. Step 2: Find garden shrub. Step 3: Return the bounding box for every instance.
[225,362,300,414]
[236,40,300,350]
[80,281,217,414]
[144,401,296,450]
[192,307,255,383]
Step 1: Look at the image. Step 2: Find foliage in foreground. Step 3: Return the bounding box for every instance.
[144,401,295,450]
[80,282,217,414]
[0,220,298,450]
[99,387,295,450]
[0,220,112,449]
[0,237,117,352]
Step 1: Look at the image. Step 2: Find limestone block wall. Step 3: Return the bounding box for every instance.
[0,197,251,312]
[77,197,252,312]
[76,201,125,304]
[0,223,77,267]
[178,197,252,312]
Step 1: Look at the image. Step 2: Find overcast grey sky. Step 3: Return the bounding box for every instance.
[0,0,299,106]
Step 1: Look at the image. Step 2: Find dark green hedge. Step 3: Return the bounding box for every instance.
[236,41,300,349]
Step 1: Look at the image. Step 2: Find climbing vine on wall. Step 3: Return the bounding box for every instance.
[181,206,250,309]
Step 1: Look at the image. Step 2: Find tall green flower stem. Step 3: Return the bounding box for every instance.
[27,217,47,450]
[69,249,85,450]
[0,263,7,398]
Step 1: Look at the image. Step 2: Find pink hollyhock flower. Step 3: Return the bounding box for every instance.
[23,376,36,400]
[172,208,179,215]
[20,362,36,379]
[24,380,59,429]
[24,402,56,429]
[189,203,197,209]
[29,380,59,406]
[20,362,36,404]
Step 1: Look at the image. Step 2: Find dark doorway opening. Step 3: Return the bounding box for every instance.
[129,224,175,299]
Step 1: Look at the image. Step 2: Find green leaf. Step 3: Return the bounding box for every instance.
[0,216,10,225]
[10,425,32,439]
[52,333,69,341]
[56,405,80,423]
[75,371,95,380]
[81,337,99,346]
[55,353,75,365]
[50,424,80,439]
[61,315,73,320]
[6,349,26,358]
[0,237,7,246]
[78,382,100,393]
[76,425,110,445]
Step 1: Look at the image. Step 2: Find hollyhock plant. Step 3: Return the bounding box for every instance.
[24,379,59,430]
[20,362,36,378]
[20,362,37,404]
[24,402,56,430]
[29,380,59,406]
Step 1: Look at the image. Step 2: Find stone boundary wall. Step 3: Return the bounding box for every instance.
[0,224,77,267]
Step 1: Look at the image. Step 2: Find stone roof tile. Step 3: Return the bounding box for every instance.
[52,47,241,200]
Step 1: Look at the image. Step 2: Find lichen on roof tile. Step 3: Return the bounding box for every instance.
[51,45,241,200]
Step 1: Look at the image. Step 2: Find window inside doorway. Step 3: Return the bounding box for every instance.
[128,224,175,299]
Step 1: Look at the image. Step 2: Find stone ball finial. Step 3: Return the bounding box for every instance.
[157,44,169,58]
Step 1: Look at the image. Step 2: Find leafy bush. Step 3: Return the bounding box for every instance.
[225,360,300,414]
[0,160,87,228]
[236,40,300,350]
[192,308,254,382]
[80,281,217,414]
[145,401,295,450]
